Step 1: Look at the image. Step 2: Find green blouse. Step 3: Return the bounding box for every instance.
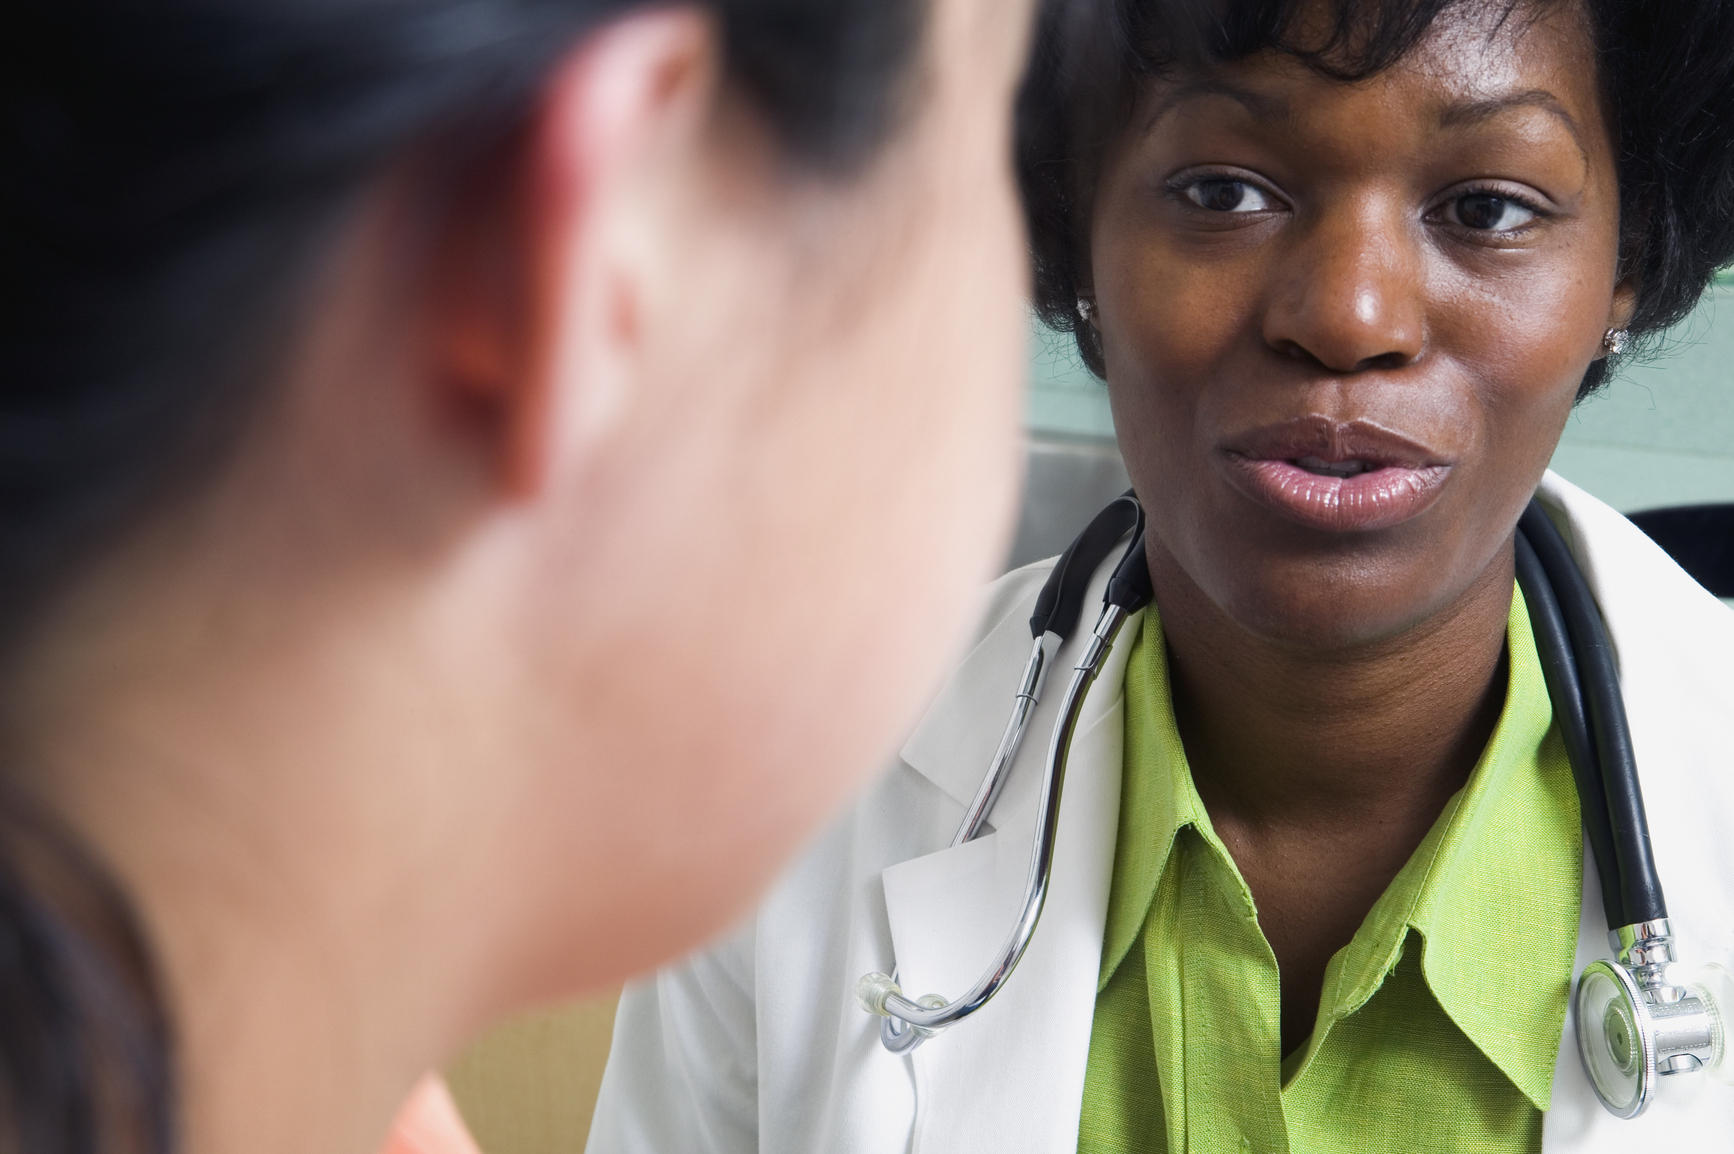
[1077,589,1583,1154]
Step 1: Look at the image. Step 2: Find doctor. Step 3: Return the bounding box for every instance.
[588,0,1734,1150]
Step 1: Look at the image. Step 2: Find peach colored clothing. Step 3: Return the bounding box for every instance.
[382,1076,483,1154]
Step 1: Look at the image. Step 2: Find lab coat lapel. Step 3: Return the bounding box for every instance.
[883,551,1139,1154]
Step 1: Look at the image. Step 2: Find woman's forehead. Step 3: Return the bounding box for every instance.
[1135,2,1602,148]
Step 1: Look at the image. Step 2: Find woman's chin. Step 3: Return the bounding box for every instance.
[1195,559,1481,655]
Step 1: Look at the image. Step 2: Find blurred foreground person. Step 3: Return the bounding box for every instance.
[0,1,1039,1152]
[589,0,1734,1150]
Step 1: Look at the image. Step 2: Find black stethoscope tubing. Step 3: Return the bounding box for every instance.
[1515,500,1664,929]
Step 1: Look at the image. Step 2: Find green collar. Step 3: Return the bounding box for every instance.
[1098,587,1582,1111]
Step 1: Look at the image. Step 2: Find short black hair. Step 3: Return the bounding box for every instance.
[1017,0,1734,395]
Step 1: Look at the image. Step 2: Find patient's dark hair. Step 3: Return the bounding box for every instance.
[1019,0,1734,394]
[0,0,923,1149]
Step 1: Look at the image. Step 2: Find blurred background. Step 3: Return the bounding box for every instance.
[445,281,1734,1154]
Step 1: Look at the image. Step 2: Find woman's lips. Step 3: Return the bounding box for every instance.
[1218,419,1453,532]
[1225,456,1451,532]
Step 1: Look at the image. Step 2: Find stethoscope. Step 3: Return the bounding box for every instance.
[856,491,1734,1119]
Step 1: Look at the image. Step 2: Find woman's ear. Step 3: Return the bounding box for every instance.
[1598,274,1639,359]
[426,6,718,498]
[1608,275,1639,334]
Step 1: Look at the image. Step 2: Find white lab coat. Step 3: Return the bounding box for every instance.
[587,472,1734,1153]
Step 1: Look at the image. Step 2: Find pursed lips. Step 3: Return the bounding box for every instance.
[1217,416,1454,533]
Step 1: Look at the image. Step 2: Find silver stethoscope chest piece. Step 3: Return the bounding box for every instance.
[1577,930,1734,1116]
[1578,962,1653,1117]
[857,494,1733,1122]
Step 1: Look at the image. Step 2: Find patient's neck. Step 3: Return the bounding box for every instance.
[2,538,499,1154]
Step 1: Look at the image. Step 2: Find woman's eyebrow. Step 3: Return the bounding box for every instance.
[1437,88,1585,150]
[1146,78,1289,132]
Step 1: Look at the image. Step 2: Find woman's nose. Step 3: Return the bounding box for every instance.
[1261,205,1425,373]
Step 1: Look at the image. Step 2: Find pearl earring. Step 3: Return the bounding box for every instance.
[1076,298,1096,325]
[1602,328,1629,355]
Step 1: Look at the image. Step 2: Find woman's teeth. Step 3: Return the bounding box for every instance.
[1294,455,1373,478]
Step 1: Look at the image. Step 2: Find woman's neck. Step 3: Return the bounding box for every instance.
[1147,536,1515,1053]
[1153,541,1513,831]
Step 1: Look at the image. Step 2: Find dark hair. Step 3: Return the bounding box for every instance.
[0,1,924,1149]
[1018,0,1734,395]
[0,798,173,1154]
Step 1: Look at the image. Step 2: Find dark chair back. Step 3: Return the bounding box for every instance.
[1626,504,1734,598]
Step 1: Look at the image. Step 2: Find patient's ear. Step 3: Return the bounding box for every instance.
[425,7,718,497]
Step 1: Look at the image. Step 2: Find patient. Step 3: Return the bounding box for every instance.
[0,1,1036,1152]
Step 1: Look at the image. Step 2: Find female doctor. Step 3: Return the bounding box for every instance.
[588,0,1734,1150]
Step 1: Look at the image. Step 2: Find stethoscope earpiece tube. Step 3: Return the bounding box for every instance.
[1518,501,1665,927]
[1029,491,1141,640]
[1514,527,1625,929]
[1104,528,1154,613]
[860,493,1148,1054]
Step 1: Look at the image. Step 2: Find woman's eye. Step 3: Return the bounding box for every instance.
[1445,192,1537,231]
[1182,179,1276,213]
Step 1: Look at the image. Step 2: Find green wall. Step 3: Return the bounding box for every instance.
[1028,287,1734,513]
